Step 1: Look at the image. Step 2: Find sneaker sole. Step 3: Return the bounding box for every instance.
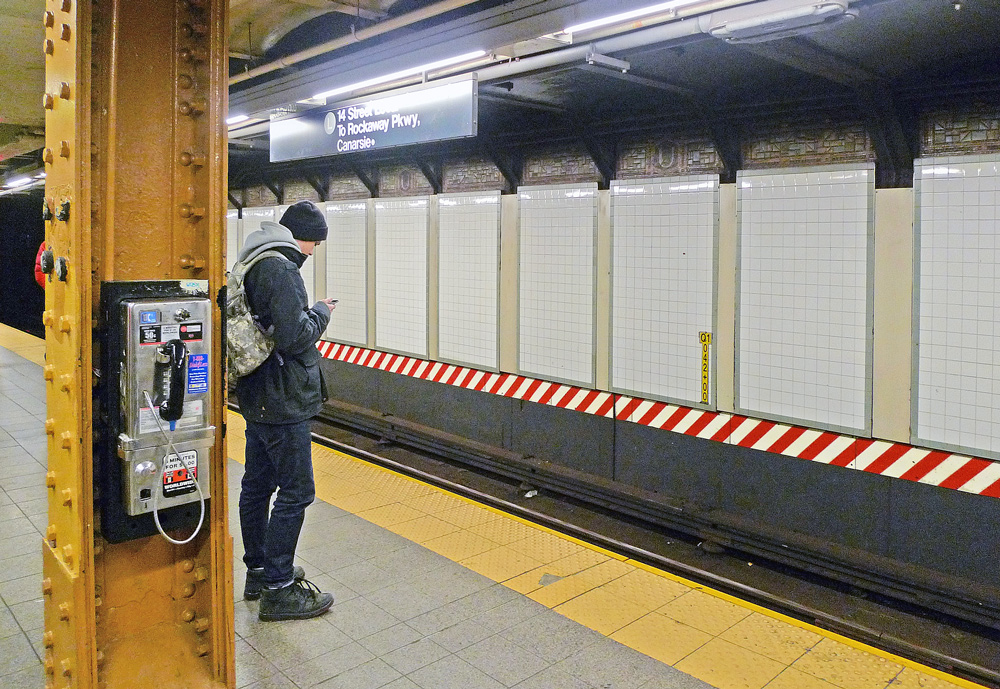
[258,598,333,622]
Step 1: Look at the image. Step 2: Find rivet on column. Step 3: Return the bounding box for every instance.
[43,364,55,380]
[45,419,56,434]
[59,315,72,333]
[44,39,54,55]
[59,141,71,158]
[180,559,195,573]
[62,545,73,565]
[181,583,196,598]
[179,151,206,167]
[59,376,72,393]
[44,94,55,109]
[59,24,71,41]
[181,609,196,622]
[43,148,54,163]
[46,471,57,487]
[178,204,205,218]
[42,578,53,595]
[46,524,57,546]
[60,431,73,447]
[44,11,55,27]
[61,489,72,506]
[43,631,55,648]
[193,565,209,581]
[42,312,55,329]
[59,82,71,99]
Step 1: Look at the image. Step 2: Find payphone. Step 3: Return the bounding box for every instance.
[97,281,216,543]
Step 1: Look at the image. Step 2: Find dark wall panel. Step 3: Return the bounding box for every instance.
[374,367,511,449]
[509,399,615,479]
[886,480,1000,587]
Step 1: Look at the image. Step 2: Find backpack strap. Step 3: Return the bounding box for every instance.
[230,249,287,285]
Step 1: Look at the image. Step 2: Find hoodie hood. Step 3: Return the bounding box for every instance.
[238,221,302,263]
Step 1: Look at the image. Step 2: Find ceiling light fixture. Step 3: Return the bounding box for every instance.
[226,114,250,125]
[310,50,487,101]
[4,177,32,188]
[562,0,704,35]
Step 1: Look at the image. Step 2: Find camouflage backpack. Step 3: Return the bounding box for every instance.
[225,250,284,382]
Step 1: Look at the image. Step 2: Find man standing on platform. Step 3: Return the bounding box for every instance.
[234,200,338,621]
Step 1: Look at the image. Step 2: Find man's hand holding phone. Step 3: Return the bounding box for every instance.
[320,297,339,313]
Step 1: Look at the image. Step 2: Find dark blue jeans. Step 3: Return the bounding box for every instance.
[240,418,315,587]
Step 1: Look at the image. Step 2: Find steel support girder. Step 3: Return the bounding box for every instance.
[45,0,235,686]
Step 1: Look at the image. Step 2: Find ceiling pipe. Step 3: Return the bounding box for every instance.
[474,0,855,83]
[230,0,484,86]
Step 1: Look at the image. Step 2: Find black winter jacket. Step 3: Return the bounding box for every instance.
[234,223,330,424]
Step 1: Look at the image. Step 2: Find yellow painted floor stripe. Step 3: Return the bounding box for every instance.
[226,409,985,689]
[0,322,46,365]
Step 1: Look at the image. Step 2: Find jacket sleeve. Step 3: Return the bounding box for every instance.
[258,259,331,356]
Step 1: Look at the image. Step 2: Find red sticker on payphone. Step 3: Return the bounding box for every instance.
[162,450,198,497]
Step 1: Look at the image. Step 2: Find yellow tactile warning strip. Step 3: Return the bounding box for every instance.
[0,323,46,365]
[229,408,984,689]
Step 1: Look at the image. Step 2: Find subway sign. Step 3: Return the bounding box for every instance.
[270,78,478,162]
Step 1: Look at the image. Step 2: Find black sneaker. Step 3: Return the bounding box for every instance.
[243,565,305,601]
[259,578,334,621]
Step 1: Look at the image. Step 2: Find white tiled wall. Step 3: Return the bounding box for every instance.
[324,201,368,346]
[611,176,718,406]
[277,204,316,304]
[737,165,874,434]
[240,206,275,241]
[914,154,1000,457]
[226,209,240,271]
[518,184,597,387]
[438,192,500,370]
[375,197,429,358]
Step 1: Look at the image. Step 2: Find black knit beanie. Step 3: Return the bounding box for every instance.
[280,200,328,242]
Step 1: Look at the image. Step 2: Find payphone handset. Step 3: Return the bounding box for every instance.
[104,290,216,543]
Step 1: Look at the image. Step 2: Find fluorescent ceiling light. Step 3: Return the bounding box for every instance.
[311,50,487,101]
[563,0,703,34]
[226,114,250,125]
[4,177,32,188]
[34,172,47,179]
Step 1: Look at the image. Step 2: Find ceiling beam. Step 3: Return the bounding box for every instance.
[855,81,914,187]
[349,164,379,197]
[575,64,696,99]
[481,139,522,192]
[263,179,285,205]
[478,92,567,114]
[412,156,443,194]
[580,136,617,190]
[306,173,330,202]
[735,37,872,86]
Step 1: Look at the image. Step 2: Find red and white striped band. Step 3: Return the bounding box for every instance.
[317,342,1000,500]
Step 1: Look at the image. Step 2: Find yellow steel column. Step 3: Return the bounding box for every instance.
[43,0,234,686]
